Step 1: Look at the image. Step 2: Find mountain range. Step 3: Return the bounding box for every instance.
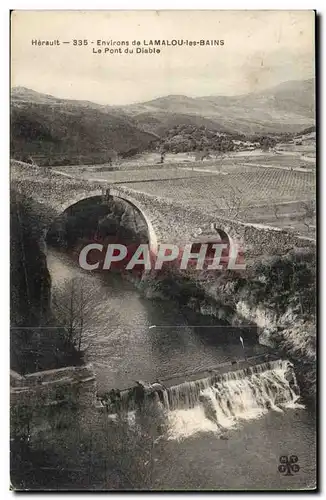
[11,79,315,164]
[118,78,315,135]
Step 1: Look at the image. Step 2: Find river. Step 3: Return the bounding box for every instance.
[47,248,316,490]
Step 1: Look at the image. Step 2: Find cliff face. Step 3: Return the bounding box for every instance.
[10,189,83,374]
[10,190,51,327]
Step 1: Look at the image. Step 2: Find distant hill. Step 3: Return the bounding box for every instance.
[296,125,316,136]
[11,79,315,165]
[120,79,315,135]
[130,110,233,136]
[11,87,158,165]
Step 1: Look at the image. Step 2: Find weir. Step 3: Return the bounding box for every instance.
[98,358,301,422]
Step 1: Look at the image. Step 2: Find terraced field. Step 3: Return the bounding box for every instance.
[124,168,315,211]
[51,155,316,237]
[238,154,315,169]
[122,167,316,237]
[53,166,216,184]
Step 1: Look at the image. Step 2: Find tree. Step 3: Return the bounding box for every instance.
[52,278,98,352]
[220,184,247,219]
[260,136,277,151]
[300,201,316,233]
[160,151,166,164]
[268,199,280,222]
[213,150,235,173]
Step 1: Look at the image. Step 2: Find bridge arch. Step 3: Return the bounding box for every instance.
[212,224,245,266]
[191,223,241,262]
[47,187,159,256]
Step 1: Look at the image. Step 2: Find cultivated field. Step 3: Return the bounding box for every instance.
[53,165,218,184]
[236,154,315,170]
[124,168,315,215]
[27,150,316,238]
[56,156,315,237]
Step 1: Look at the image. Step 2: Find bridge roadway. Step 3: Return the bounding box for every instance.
[11,160,315,260]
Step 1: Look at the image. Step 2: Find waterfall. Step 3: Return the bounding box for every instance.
[163,377,214,411]
[162,360,300,413]
[100,360,302,438]
[102,359,300,413]
[165,360,302,440]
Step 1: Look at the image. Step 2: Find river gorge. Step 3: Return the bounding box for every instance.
[45,247,316,490]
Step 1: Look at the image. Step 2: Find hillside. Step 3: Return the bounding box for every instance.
[121,79,315,135]
[10,80,315,166]
[11,87,158,165]
[131,110,233,136]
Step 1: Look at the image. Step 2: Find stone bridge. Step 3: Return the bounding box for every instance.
[11,161,315,261]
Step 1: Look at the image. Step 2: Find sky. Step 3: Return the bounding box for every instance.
[11,10,315,105]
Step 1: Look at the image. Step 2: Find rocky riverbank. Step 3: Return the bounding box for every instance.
[137,248,316,404]
[10,189,84,374]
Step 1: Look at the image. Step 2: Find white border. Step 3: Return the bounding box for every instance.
[2,2,324,499]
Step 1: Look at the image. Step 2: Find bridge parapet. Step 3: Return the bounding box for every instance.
[12,162,315,260]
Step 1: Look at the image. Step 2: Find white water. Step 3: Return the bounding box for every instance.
[103,360,303,441]
[165,360,303,441]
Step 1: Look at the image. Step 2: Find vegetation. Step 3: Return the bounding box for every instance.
[157,125,285,155]
[246,250,316,320]
[51,278,98,353]
[150,247,316,324]
[11,89,157,166]
[158,125,237,154]
[11,388,168,490]
[296,125,315,136]
[300,201,316,233]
